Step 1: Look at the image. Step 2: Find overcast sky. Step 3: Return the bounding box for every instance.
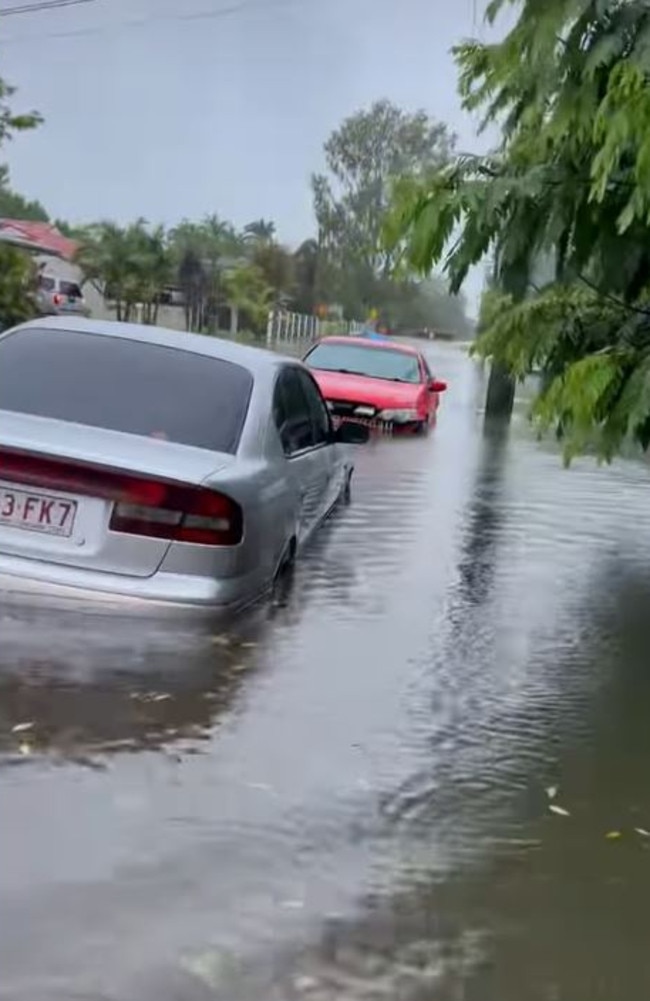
[2,0,502,313]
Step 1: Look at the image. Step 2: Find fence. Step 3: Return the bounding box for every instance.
[266,310,364,348]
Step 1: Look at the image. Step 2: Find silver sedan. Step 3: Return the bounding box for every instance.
[0,317,368,613]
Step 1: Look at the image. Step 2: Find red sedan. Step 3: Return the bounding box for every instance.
[303,336,447,433]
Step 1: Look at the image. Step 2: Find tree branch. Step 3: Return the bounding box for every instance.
[578,274,650,317]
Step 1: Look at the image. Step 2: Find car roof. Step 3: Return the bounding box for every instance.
[11,316,292,375]
[317,335,421,356]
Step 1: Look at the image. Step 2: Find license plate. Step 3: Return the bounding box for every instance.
[0,486,78,537]
[333,416,393,436]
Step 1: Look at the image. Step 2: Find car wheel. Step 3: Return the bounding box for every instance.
[414,419,429,435]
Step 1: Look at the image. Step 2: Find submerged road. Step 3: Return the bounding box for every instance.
[2,342,650,1000]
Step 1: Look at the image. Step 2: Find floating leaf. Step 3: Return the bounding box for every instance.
[11,722,34,733]
[545,785,558,800]
[635,827,650,837]
[549,804,571,817]
[211,635,231,647]
[18,741,32,756]
[605,830,622,840]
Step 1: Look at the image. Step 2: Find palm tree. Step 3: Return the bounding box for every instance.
[222,263,274,336]
[243,218,276,245]
[168,220,210,331]
[76,219,171,323]
[168,215,247,332]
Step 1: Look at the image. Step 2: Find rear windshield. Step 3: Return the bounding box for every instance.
[58,281,83,298]
[305,341,421,384]
[0,327,253,453]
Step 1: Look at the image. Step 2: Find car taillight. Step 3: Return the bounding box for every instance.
[0,448,242,547]
[110,487,242,547]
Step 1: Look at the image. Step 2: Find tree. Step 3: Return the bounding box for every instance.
[222,263,273,336]
[313,99,456,318]
[292,238,321,315]
[251,241,295,308]
[0,167,49,222]
[243,218,276,245]
[169,220,214,332]
[386,276,473,336]
[169,215,244,332]
[53,219,80,238]
[76,220,171,324]
[0,77,41,146]
[386,0,650,459]
[0,77,42,327]
[0,244,37,329]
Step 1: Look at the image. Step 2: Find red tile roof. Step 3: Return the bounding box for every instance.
[0,219,78,260]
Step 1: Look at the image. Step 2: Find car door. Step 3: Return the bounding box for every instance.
[294,367,342,517]
[273,367,332,545]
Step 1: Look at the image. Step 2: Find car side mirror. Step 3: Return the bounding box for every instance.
[429,379,447,393]
[334,421,370,444]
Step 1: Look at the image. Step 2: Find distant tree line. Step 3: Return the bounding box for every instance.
[0,85,473,338]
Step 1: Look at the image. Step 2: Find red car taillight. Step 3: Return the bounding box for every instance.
[0,448,242,547]
[110,487,242,547]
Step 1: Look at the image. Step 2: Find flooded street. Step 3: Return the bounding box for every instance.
[3,341,650,1000]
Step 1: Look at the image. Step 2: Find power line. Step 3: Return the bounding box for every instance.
[0,0,96,15]
[2,0,300,43]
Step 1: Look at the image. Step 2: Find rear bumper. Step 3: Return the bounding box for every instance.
[0,553,266,618]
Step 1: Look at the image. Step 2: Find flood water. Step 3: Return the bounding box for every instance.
[2,341,650,1000]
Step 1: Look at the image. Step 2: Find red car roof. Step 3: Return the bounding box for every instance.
[318,335,421,356]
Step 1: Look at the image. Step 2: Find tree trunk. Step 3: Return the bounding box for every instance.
[485,361,515,420]
[230,304,239,337]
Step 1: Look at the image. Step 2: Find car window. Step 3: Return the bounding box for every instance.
[58,281,83,298]
[37,276,56,292]
[0,327,253,454]
[304,341,421,383]
[273,368,316,455]
[421,355,432,381]
[295,369,332,446]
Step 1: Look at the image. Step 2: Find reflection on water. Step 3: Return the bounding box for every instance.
[455,418,510,608]
[3,343,650,1000]
[0,620,262,764]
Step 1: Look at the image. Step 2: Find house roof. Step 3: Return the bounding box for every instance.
[0,219,78,260]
